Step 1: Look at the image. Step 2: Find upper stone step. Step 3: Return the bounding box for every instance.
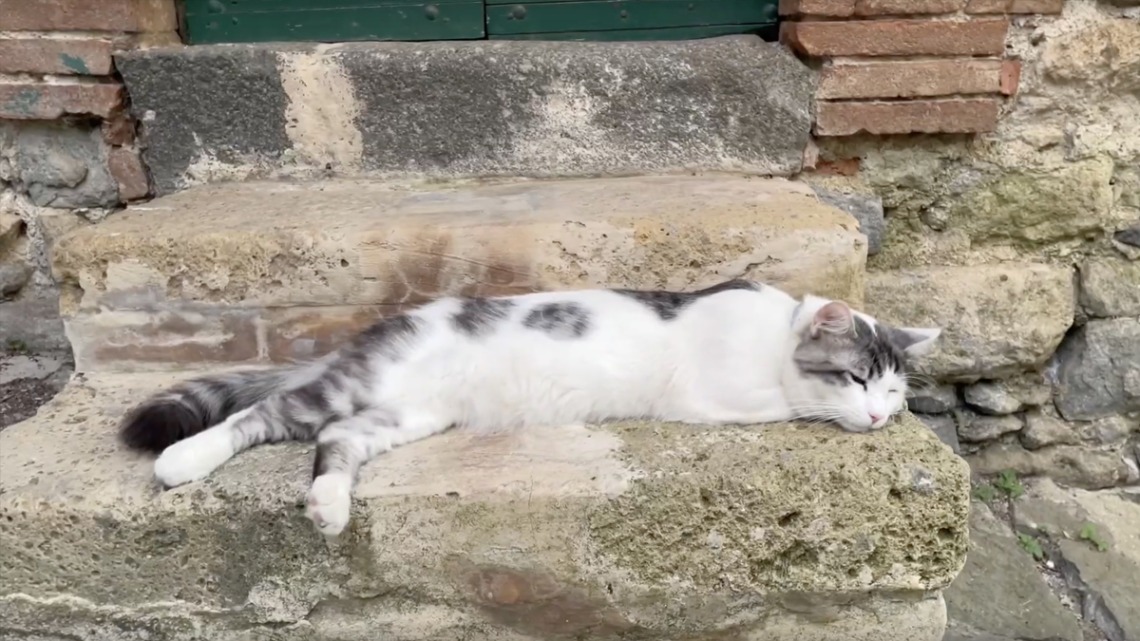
[51,174,867,372]
[113,37,814,196]
[0,371,969,641]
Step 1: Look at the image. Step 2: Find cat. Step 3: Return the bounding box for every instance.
[118,279,940,537]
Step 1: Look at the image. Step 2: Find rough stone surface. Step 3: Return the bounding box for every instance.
[916,413,960,453]
[115,38,814,196]
[52,175,868,371]
[943,503,1082,641]
[962,380,1024,415]
[0,292,69,353]
[1080,257,1140,318]
[0,120,120,209]
[0,372,969,641]
[968,442,1137,489]
[1020,411,1080,450]
[946,158,1117,247]
[811,185,885,255]
[0,211,21,253]
[957,411,1023,443]
[0,262,30,298]
[866,264,1075,380]
[1015,479,1140,641]
[1054,318,1140,421]
[907,384,959,414]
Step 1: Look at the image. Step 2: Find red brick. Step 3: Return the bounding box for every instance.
[779,0,855,16]
[966,0,1063,13]
[781,19,1009,57]
[856,0,966,14]
[101,110,136,146]
[0,38,114,75]
[782,0,970,15]
[0,0,177,32]
[814,98,1001,136]
[818,59,1004,99]
[0,81,123,120]
[107,147,150,201]
[1000,59,1022,95]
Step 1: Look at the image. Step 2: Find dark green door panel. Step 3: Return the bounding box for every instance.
[182,0,485,43]
[180,0,777,43]
[486,0,776,38]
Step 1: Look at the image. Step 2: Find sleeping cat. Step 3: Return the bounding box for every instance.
[119,279,940,537]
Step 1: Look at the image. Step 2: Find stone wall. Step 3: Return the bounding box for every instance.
[786,0,1140,487]
[0,0,179,351]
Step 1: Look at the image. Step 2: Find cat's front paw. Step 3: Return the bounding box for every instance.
[306,474,352,537]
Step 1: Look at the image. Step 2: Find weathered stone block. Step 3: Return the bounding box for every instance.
[811,185,885,254]
[115,37,814,196]
[1,120,120,209]
[866,264,1075,380]
[908,383,959,414]
[53,175,868,370]
[1043,20,1140,95]
[1055,318,1140,421]
[0,373,970,640]
[947,158,1116,246]
[963,380,1024,415]
[969,442,1137,489]
[1080,258,1140,318]
[957,410,1022,443]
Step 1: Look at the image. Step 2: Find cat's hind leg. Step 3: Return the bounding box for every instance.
[154,404,279,488]
[306,410,451,537]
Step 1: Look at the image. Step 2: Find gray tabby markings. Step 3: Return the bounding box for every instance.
[452,298,515,335]
[796,317,906,386]
[615,279,760,321]
[523,302,591,338]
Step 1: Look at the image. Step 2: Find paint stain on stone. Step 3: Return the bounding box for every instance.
[60,54,90,75]
[3,89,40,116]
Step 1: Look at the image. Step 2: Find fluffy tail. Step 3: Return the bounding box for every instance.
[118,365,317,453]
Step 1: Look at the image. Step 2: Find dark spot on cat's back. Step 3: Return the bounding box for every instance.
[614,279,761,321]
[523,302,591,338]
[452,298,515,336]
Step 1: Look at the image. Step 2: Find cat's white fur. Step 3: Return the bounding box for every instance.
[147,283,939,536]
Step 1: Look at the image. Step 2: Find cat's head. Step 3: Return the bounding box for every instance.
[786,295,940,433]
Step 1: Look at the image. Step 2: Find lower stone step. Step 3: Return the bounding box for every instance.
[0,372,968,641]
[51,174,868,372]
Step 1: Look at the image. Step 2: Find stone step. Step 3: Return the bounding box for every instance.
[50,174,868,372]
[0,371,970,641]
[113,37,813,196]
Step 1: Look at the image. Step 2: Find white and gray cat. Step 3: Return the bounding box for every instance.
[120,279,941,537]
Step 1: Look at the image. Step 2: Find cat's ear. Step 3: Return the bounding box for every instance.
[809,301,854,338]
[891,327,942,357]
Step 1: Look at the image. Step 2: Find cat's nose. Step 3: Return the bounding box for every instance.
[869,413,884,424]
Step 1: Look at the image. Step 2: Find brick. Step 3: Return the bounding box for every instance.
[856,0,967,14]
[814,98,1001,136]
[0,0,177,32]
[782,0,968,15]
[1000,59,1022,95]
[818,59,1004,99]
[781,19,1009,57]
[0,38,114,75]
[0,81,123,119]
[779,0,855,16]
[101,110,136,146]
[106,147,150,201]
[966,0,1064,13]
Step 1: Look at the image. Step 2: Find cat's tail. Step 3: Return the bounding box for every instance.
[118,364,321,453]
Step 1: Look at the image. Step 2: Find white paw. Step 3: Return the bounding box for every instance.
[305,474,353,537]
[154,428,235,488]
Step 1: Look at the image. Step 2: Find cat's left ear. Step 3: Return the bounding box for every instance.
[890,327,942,357]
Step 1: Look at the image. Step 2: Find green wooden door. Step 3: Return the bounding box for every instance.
[180,0,777,44]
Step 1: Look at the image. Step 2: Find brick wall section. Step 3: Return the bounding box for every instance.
[0,0,179,202]
[779,0,1064,137]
